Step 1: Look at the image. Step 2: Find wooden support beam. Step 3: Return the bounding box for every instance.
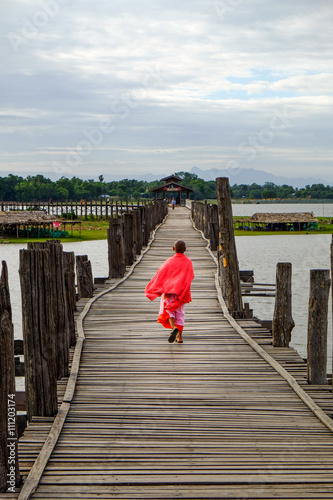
[123,213,135,267]
[216,177,243,317]
[76,255,94,299]
[331,236,333,400]
[19,248,58,421]
[0,261,21,492]
[307,269,331,385]
[63,252,76,346]
[272,262,295,347]
[29,241,69,380]
[107,218,125,278]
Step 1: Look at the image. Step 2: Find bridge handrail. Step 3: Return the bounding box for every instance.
[190,216,333,434]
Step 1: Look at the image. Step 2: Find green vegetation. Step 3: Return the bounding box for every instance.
[2,220,109,244]
[233,217,333,236]
[230,182,333,200]
[1,174,333,202]
[0,172,217,201]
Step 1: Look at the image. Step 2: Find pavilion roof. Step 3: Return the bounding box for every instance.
[0,211,60,225]
[248,212,319,223]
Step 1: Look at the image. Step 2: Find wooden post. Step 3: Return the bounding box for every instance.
[208,221,219,252]
[63,252,76,346]
[203,200,209,238]
[28,242,69,380]
[134,208,142,255]
[216,177,243,317]
[331,236,333,399]
[272,263,295,347]
[107,218,126,278]
[19,248,58,420]
[0,262,21,492]
[76,255,94,299]
[48,241,69,379]
[307,269,331,385]
[123,213,135,267]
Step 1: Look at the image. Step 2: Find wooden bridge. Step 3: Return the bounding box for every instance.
[9,208,333,498]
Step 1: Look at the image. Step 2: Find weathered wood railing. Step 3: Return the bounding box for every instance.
[108,199,167,278]
[189,177,333,392]
[0,199,155,219]
[0,262,21,492]
[0,198,167,492]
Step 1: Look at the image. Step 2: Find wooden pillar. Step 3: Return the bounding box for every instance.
[140,206,149,247]
[29,241,69,380]
[19,248,58,420]
[203,200,209,238]
[307,269,331,384]
[48,241,69,379]
[208,221,219,252]
[216,177,243,317]
[272,263,295,347]
[123,213,135,266]
[108,218,125,278]
[134,209,142,255]
[0,262,21,492]
[63,252,76,346]
[331,236,333,399]
[76,255,94,299]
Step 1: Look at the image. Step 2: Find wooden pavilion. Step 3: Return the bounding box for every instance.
[0,211,79,239]
[235,212,319,231]
[151,174,194,204]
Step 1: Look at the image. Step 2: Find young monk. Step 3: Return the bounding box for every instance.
[145,240,194,343]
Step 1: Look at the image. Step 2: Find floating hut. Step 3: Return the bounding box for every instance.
[0,211,79,239]
[235,212,319,231]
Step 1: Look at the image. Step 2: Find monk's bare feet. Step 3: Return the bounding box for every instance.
[176,334,183,343]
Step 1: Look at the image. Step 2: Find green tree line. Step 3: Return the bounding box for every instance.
[230,182,333,200]
[0,173,217,201]
[0,174,332,201]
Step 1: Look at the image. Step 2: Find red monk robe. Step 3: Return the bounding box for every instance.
[145,252,194,331]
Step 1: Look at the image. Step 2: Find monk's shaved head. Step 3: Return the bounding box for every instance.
[174,240,186,253]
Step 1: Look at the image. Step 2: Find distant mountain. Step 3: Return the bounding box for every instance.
[190,166,332,189]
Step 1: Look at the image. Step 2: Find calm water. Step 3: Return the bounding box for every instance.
[232,202,333,218]
[236,234,332,371]
[0,240,108,343]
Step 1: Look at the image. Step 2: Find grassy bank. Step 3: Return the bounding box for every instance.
[234,217,333,236]
[1,215,333,243]
[2,220,109,244]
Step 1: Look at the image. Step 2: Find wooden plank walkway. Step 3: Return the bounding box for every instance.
[18,209,333,498]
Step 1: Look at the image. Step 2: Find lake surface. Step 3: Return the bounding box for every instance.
[0,240,109,345]
[236,233,332,371]
[232,202,333,218]
[1,203,332,379]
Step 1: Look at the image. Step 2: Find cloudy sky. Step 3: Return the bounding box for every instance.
[1,0,332,182]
